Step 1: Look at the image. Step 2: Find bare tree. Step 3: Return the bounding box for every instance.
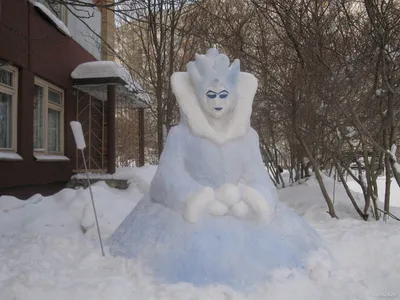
[45,0,400,220]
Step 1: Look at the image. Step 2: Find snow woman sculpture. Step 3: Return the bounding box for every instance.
[110,49,326,290]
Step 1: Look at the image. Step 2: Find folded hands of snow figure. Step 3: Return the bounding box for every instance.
[183,183,273,223]
[148,121,278,226]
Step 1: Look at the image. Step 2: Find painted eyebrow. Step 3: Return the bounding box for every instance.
[218,90,229,94]
[206,90,229,95]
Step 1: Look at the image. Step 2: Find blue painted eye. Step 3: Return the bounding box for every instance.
[206,93,217,99]
[206,90,229,99]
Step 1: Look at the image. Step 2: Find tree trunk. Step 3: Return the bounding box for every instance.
[335,162,368,220]
[165,7,177,132]
[298,135,338,218]
[384,151,391,222]
[156,83,164,159]
[360,137,373,215]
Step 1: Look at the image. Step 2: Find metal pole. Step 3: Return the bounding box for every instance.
[82,149,105,257]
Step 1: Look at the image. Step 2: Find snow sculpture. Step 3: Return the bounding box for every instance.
[152,48,274,224]
[110,49,327,291]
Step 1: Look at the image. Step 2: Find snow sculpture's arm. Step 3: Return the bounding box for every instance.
[149,126,214,223]
[240,129,278,222]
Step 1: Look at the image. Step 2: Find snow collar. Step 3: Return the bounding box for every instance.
[171,72,258,145]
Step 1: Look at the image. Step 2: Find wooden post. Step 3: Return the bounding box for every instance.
[139,108,145,167]
[107,85,116,174]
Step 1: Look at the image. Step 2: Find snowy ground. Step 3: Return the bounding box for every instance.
[1,167,400,300]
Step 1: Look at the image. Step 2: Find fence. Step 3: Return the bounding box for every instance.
[115,98,141,167]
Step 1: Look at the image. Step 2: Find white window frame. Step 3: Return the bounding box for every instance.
[39,0,68,24]
[34,77,65,157]
[0,65,19,154]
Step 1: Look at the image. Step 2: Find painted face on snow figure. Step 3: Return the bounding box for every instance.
[187,48,240,121]
[202,80,233,119]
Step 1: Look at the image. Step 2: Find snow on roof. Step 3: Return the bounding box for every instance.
[71,61,151,105]
[34,2,71,37]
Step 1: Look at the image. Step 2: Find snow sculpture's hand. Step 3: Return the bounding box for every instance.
[209,201,229,216]
[183,184,273,223]
[183,187,215,223]
[231,200,250,218]
[214,183,248,217]
[215,183,241,207]
[240,185,273,223]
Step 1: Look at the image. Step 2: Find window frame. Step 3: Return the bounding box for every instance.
[34,77,64,156]
[39,0,68,24]
[0,65,18,153]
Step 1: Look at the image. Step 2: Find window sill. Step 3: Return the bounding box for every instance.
[34,154,70,162]
[0,151,23,161]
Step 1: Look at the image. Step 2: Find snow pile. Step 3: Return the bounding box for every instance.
[71,165,157,194]
[33,2,71,37]
[71,61,151,105]
[1,168,400,299]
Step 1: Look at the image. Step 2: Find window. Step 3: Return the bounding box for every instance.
[34,77,64,156]
[0,65,18,152]
[37,0,67,24]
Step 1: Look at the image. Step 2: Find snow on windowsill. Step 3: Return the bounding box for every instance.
[34,154,70,162]
[33,2,71,37]
[0,151,23,161]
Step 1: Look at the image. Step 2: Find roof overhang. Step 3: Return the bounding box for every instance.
[71,76,127,87]
[71,61,151,109]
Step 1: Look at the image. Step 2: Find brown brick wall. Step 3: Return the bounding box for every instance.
[0,0,98,198]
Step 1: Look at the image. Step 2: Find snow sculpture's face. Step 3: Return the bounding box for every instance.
[187,48,240,121]
[202,82,233,119]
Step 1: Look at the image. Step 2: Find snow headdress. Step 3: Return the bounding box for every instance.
[186,48,240,106]
[171,48,258,145]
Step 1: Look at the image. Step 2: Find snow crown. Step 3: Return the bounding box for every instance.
[187,48,240,101]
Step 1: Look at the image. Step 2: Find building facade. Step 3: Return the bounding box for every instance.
[0,0,146,199]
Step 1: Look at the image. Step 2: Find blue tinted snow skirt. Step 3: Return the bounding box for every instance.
[110,196,324,291]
